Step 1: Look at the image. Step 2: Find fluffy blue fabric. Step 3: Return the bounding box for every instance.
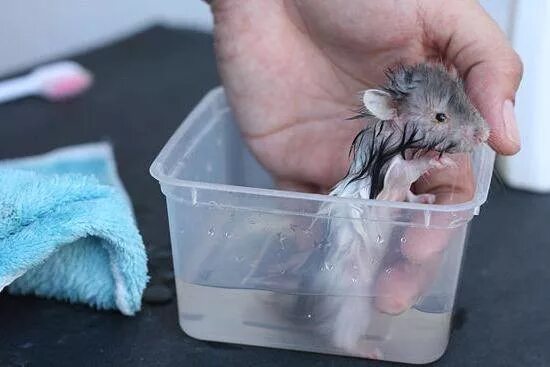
[0,143,148,315]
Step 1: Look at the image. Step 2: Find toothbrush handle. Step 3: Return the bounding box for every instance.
[0,76,38,104]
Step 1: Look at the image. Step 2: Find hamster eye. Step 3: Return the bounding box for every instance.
[435,113,447,123]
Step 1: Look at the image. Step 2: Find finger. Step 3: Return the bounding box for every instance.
[374,255,441,315]
[401,154,475,263]
[426,1,523,155]
[374,154,474,314]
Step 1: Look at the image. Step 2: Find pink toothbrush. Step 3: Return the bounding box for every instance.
[0,61,93,104]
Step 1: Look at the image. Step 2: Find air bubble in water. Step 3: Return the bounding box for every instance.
[400,236,407,244]
[280,269,286,275]
[376,234,384,244]
[305,313,312,319]
[208,226,215,236]
[224,232,232,239]
[351,277,358,284]
[323,262,334,271]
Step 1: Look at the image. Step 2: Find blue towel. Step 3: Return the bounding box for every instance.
[0,143,148,315]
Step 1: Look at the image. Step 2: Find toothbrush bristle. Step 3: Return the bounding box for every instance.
[43,72,93,101]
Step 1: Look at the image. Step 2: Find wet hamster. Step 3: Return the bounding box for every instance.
[309,63,490,356]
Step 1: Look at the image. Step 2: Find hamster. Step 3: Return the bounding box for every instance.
[340,62,490,201]
[307,63,490,356]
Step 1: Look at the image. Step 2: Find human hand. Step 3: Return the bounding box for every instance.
[210,0,522,313]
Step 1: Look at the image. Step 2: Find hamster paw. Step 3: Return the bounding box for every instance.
[406,192,436,204]
[429,156,457,170]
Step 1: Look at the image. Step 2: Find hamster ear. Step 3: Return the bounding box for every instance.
[362,89,396,120]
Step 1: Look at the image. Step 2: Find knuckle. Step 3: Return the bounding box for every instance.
[501,49,524,85]
[508,50,524,79]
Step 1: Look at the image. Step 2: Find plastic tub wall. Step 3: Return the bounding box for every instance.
[150,87,495,364]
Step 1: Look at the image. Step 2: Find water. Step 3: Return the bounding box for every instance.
[176,280,452,363]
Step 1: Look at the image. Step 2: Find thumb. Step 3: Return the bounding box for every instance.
[427,1,523,155]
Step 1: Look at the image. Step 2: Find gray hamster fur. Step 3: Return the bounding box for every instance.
[345,62,490,199]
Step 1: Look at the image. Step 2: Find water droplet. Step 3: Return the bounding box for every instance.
[278,233,286,250]
[305,313,312,319]
[224,232,232,239]
[280,269,286,275]
[323,262,334,271]
[191,188,198,206]
[450,215,465,226]
[376,234,384,245]
[400,236,407,244]
[351,277,358,284]
[208,226,215,236]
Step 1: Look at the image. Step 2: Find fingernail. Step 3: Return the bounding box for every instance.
[502,99,521,149]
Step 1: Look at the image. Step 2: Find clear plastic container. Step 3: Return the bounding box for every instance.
[150,87,495,364]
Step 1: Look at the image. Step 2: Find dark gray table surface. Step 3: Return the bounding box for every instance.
[0,26,548,367]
